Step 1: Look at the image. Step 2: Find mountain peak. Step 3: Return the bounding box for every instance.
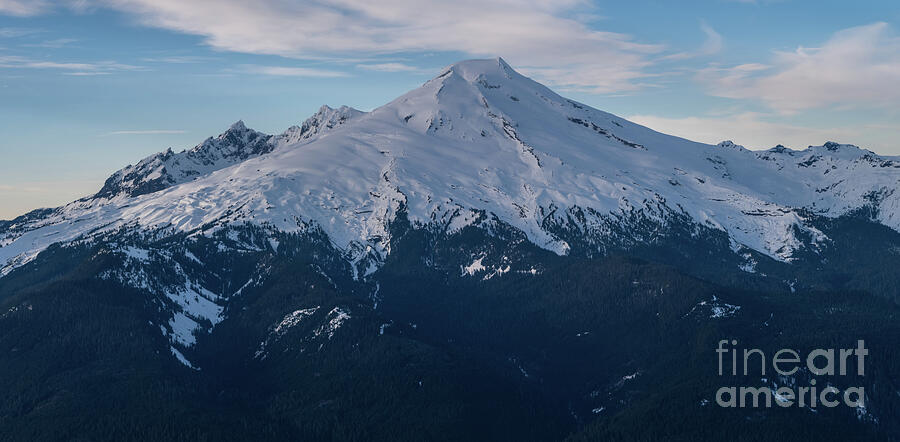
[377,56,565,139]
[802,141,874,160]
[716,140,746,151]
[277,105,363,145]
[5,57,900,285]
[437,57,519,84]
[228,120,248,132]
[89,107,363,202]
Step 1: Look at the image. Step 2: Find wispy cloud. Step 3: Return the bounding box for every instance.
[0,55,143,73]
[356,62,423,73]
[237,64,350,78]
[23,38,79,48]
[37,0,665,93]
[141,55,217,64]
[0,0,51,16]
[64,71,111,76]
[698,22,900,113]
[103,130,187,135]
[699,22,724,55]
[658,22,723,62]
[0,0,94,16]
[0,27,42,38]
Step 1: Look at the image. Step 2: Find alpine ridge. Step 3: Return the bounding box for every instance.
[2,57,898,278]
[2,57,900,442]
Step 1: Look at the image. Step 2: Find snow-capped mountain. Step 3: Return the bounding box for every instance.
[3,57,900,442]
[94,105,361,201]
[275,104,362,146]
[2,57,898,281]
[0,59,900,441]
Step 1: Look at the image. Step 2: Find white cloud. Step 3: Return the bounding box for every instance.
[237,65,350,78]
[699,22,900,113]
[627,112,877,151]
[0,55,142,73]
[23,38,79,48]
[658,22,723,62]
[699,23,724,55]
[103,130,187,135]
[0,0,50,16]
[356,62,423,73]
[0,27,42,38]
[0,0,93,16]
[141,55,216,64]
[52,0,664,93]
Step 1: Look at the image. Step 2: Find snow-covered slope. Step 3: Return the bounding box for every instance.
[2,58,899,278]
[94,105,361,201]
[275,105,362,146]
[93,120,273,200]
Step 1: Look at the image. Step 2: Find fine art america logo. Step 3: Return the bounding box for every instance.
[715,340,867,409]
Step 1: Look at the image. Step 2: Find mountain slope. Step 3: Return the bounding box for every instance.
[2,58,898,279]
[93,105,363,202]
[0,105,361,276]
[2,217,897,442]
[2,57,900,441]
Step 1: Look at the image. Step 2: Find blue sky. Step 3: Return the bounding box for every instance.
[1,0,899,219]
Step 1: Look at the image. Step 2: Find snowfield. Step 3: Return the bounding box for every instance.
[2,57,899,279]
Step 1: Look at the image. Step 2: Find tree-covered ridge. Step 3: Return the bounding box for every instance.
[1,212,899,441]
